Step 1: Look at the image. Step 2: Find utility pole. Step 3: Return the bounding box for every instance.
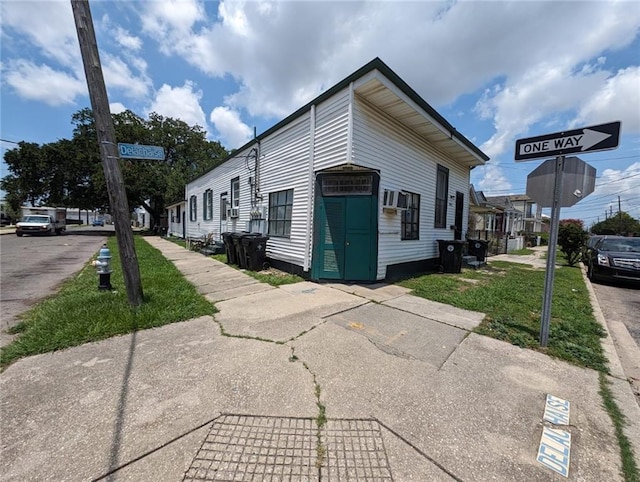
[618,196,622,234]
[71,0,143,306]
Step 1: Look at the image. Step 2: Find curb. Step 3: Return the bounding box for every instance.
[580,263,640,470]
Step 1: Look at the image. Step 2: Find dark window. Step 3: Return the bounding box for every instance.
[435,165,449,228]
[321,174,373,196]
[268,189,293,237]
[401,192,420,240]
[203,189,213,220]
[189,195,197,221]
[176,205,181,223]
[220,192,228,221]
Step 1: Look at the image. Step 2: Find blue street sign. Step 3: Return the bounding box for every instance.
[118,143,165,160]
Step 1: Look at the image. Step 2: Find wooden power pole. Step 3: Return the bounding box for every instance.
[71,0,143,306]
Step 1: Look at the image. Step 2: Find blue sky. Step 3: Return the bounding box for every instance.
[1,0,639,228]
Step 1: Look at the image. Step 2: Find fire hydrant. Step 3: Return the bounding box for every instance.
[93,244,113,290]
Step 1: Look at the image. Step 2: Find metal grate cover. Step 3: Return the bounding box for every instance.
[183,415,393,481]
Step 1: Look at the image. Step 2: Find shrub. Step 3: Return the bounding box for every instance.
[557,219,587,266]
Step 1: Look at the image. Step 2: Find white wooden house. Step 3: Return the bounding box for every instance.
[166,200,186,238]
[185,58,488,281]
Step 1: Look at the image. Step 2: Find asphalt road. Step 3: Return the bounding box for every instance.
[592,279,640,348]
[0,226,111,347]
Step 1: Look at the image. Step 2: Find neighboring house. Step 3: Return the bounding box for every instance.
[166,200,186,238]
[507,194,543,233]
[185,58,488,281]
[483,195,526,253]
[133,206,151,230]
[468,184,502,241]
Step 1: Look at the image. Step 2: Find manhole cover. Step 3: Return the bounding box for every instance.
[183,415,393,481]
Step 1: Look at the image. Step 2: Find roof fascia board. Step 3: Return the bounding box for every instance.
[189,57,487,184]
[369,71,487,165]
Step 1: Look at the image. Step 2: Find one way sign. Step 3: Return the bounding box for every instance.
[515,121,621,161]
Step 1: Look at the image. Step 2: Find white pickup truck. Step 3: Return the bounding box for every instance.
[16,207,66,236]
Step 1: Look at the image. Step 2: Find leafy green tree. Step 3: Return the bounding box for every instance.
[590,211,640,236]
[2,108,229,227]
[77,108,228,226]
[557,219,588,266]
[1,142,48,206]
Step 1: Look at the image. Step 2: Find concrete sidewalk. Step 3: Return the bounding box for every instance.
[1,237,638,481]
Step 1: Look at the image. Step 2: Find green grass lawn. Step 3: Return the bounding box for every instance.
[399,261,608,372]
[1,236,216,368]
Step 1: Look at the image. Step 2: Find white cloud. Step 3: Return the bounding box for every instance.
[209,106,252,149]
[102,53,152,99]
[475,163,512,194]
[596,162,640,196]
[572,67,640,132]
[148,81,207,130]
[115,27,142,51]
[0,1,80,69]
[110,102,128,114]
[140,0,205,55]
[477,61,610,159]
[138,0,640,123]
[3,60,85,106]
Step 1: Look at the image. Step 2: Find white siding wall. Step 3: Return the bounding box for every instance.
[185,152,252,241]
[313,90,350,171]
[184,89,350,270]
[352,96,471,279]
[260,114,312,266]
[185,85,474,280]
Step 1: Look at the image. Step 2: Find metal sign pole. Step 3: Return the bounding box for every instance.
[539,155,565,347]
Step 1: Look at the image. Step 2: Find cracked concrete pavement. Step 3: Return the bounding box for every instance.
[1,237,638,481]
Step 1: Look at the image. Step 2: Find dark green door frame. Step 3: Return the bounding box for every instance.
[311,170,379,281]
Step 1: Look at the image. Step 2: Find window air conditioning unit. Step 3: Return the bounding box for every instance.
[383,190,408,210]
[230,208,239,218]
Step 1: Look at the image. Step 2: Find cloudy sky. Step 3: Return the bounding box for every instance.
[1,0,639,226]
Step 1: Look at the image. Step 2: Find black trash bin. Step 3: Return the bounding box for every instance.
[436,240,466,273]
[238,233,260,269]
[222,232,236,264]
[241,234,269,271]
[230,232,245,267]
[467,239,489,263]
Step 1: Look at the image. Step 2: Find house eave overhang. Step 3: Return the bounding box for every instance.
[352,70,488,168]
[188,58,488,184]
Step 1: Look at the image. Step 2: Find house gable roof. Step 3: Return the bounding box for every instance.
[195,58,488,181]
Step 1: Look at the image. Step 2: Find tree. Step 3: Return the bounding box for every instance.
[2,108,229,226]
[591,211,640,236]
[76,109,229,227]
[557,219,588,267]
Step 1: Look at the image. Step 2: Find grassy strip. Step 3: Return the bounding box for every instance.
[599,373,639,481]
[210,254,304,286]
[508,248,535,255]
[1,236,215,368]
[399,261,607,371]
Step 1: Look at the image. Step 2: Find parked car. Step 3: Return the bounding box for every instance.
[582,235,603,263]
[584,235,640,285]
[92,219,104,227]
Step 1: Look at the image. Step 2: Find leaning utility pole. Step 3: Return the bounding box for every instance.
[71,0,143,306]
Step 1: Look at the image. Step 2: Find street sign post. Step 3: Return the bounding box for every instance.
[118,143,165,161]
[515,121,620,161]
[515,121,620,347]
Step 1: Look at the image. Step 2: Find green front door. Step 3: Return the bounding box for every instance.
[313,194,377,281]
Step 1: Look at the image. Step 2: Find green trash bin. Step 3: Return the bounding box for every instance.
[437,240,466,273]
